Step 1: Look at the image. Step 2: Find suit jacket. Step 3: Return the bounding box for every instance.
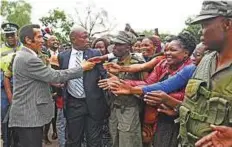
[9,47,83,127]
[58,48,108,121]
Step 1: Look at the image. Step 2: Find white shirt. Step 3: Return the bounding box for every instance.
[67,48,86,98]
[49,49,59,56]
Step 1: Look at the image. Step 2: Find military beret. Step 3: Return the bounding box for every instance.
[191,0,232,24]
[112,31,136,45]
[1,23,19,34]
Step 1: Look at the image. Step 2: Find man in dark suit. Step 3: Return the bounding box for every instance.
[58,26,108,147]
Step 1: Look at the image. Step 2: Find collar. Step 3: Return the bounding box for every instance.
[49,49,58,54]
[71,48,83,55]
[23,46,37,57]
[117,54,132,65]
[213,52,232,75]
[5,41,21,48]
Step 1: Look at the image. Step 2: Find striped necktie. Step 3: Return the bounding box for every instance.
[74,52,84,96]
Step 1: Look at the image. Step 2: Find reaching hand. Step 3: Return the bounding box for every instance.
[81,61,96,71]
[109,80,132,95]
[98,75,119,90]
[98,79,110,90]
[103,63,122,74]
[157,104,177,116]
[195,125,232,147]
[144,91,168,105]
[87,57,103,64]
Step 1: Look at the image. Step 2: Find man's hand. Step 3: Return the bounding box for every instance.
[81,61,96,71]
[195,125,232,147]
[50,83,64,88]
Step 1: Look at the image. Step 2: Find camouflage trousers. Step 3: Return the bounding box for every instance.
[109,105,142,147]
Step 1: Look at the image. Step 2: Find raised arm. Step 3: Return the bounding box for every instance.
[120,56,164,73]
[24,56,94,83]
[142,64,196,93]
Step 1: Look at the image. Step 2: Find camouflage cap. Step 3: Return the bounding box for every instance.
[191,0,232,24]
[112,31,136,45]
[1,23,19,34]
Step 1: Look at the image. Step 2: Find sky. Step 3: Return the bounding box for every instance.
[27,0,204,35]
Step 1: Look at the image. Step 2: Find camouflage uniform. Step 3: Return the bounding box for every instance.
[179,1,232,146]
[108,31,145,147]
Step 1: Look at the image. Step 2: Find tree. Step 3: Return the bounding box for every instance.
[0,0,32,28]
[39,9,74,43]
[138,29,171,42]
[141,29,154,37]
[182,16,201,43]
[159,33,172,42]
[73,2,116,37]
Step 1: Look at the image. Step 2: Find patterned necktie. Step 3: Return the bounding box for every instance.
[74,52,84,96]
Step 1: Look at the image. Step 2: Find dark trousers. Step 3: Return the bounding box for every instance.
[1,88,10,147]
[14,127,43,147]
[44,103,57,138]
[65,94,103,147]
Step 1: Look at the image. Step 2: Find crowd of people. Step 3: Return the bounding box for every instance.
[1,1,232,147]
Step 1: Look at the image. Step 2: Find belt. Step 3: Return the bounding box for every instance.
[67,92,85,100]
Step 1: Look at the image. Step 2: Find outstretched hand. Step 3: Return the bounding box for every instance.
[88,56,103,64]
[144,91,169,106]
[81,61,96,71]
[157,104,177,116]
[98,74,119,90]
[110,80,132,95]
[195,125,232,147]
[103,62,122,74]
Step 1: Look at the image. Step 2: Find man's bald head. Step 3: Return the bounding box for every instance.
[69,26,86,38]
[69,26,89,50]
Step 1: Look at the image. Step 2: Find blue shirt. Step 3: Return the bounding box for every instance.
[142,64,196,93]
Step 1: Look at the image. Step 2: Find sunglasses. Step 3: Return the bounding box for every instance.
[5,33,16,38]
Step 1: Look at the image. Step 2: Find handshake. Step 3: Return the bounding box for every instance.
[81,56,104,71]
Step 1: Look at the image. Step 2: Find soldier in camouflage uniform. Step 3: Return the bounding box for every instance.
[178,1,232,146]
[104,31,145,147]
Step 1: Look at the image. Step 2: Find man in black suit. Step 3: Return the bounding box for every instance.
[58,26,109,147]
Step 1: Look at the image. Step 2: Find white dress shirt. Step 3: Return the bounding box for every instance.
[67,48,86,98]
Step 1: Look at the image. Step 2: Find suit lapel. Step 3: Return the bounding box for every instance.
[83,49,91,60]
[63,50,71,69]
